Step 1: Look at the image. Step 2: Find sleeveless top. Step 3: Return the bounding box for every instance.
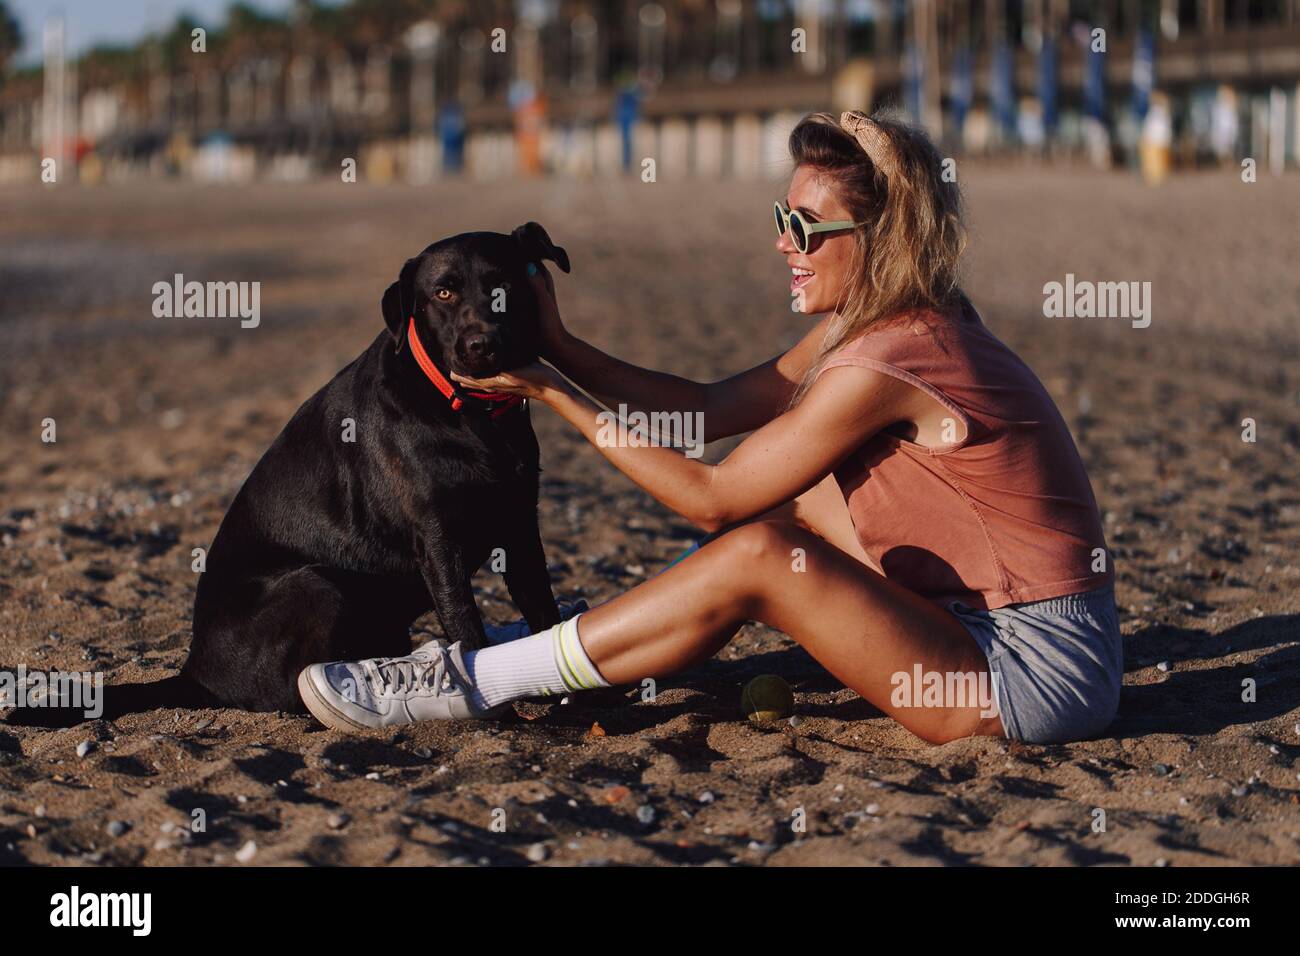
[816,300,1112,611]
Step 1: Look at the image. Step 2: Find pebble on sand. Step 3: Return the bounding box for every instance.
[235,840,258,863]
[526,843,550,863]
[327,813,350,830]
[76,740,95,758]
[106,820,130,837]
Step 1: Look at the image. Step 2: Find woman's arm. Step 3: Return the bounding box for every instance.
[459,360,922,534]
[545,329,709,426]
[534,265,834,443]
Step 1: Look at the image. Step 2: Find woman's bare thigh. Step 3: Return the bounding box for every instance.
[729,522,1004,743]
[582,520,1004,744]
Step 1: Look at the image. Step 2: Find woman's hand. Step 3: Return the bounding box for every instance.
[527,262,570,360]
[451,361,565,403]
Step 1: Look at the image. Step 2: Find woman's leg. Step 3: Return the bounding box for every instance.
[580,519,1005,744]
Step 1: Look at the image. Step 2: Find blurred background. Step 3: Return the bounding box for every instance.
[1,3,1298,868]
[1,0,1297,186]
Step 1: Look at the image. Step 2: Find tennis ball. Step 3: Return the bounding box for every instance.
[741,674,794,724]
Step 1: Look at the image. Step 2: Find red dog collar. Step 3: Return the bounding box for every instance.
[406,317,524,420]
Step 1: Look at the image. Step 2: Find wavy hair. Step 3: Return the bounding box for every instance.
[789,111,968,404]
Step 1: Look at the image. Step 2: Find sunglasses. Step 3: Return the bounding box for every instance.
[773,200,862,253]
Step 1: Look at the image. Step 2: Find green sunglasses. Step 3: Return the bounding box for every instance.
[773,200,862,253]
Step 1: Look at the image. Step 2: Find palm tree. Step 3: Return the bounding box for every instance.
[218,2,291,65]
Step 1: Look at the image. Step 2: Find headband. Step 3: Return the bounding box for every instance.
[839,111,899,182]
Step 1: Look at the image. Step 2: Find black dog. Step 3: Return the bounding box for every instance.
[12,223,567,724]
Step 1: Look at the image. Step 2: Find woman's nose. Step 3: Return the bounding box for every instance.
[775,229,795,254]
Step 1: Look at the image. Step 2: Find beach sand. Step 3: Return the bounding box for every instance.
[1,166,1297,865]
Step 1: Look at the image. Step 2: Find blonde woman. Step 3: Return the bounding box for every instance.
[299,112,1121,745]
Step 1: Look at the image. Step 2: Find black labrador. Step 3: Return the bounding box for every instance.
[11,223,567,724]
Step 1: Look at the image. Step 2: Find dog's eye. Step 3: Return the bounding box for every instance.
[434,288,456,301]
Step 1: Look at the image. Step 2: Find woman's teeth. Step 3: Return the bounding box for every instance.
[791,267,814,291]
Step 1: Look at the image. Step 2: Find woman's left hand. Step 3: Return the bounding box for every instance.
[451,362,563,402]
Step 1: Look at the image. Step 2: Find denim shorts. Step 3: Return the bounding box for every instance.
[946,583,1123,744]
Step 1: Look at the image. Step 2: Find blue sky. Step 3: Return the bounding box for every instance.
[8,0,306,64]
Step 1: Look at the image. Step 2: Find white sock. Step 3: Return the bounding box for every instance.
[463,614,610,710]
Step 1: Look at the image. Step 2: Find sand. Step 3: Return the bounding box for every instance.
[1,165,1298,866]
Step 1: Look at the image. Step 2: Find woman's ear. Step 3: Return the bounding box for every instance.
[512,221,571,274]
[381,257,419,352]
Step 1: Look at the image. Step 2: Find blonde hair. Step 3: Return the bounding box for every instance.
[789,111,968,404]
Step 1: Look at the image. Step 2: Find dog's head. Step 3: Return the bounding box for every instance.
[381,222,570,378]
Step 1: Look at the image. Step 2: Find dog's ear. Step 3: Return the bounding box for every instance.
[381,257,420,353]
[512,221,571,274]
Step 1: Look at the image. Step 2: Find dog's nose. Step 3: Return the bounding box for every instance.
[464,334,493,357]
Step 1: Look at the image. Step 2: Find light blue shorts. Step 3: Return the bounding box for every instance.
[946,583,1123,744]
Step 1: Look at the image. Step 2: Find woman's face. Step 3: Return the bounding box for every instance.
[778,164,858,316]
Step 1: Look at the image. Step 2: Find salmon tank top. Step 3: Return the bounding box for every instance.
[816,299,1112,611]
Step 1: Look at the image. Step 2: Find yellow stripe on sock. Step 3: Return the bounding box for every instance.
[558,618,600,690]
[552,621,583,692]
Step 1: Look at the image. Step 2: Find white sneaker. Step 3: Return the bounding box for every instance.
[297,640,506,731]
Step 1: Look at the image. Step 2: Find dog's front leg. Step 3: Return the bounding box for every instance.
[503,513,562,636]
[415,526,488,650]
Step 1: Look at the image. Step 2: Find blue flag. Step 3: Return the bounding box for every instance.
[992,40,1016,138]
[1084,44,1106,122]
[950,45,973,137]
[1132,29,1156,121]
[1038,36,1058,134]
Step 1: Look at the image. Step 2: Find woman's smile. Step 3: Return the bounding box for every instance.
[790,263,815,294]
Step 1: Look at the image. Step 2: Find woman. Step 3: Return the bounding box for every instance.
[298,111,1122,745]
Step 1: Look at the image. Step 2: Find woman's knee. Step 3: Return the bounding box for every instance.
[702,521,815,616]
[712,519,811,565]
